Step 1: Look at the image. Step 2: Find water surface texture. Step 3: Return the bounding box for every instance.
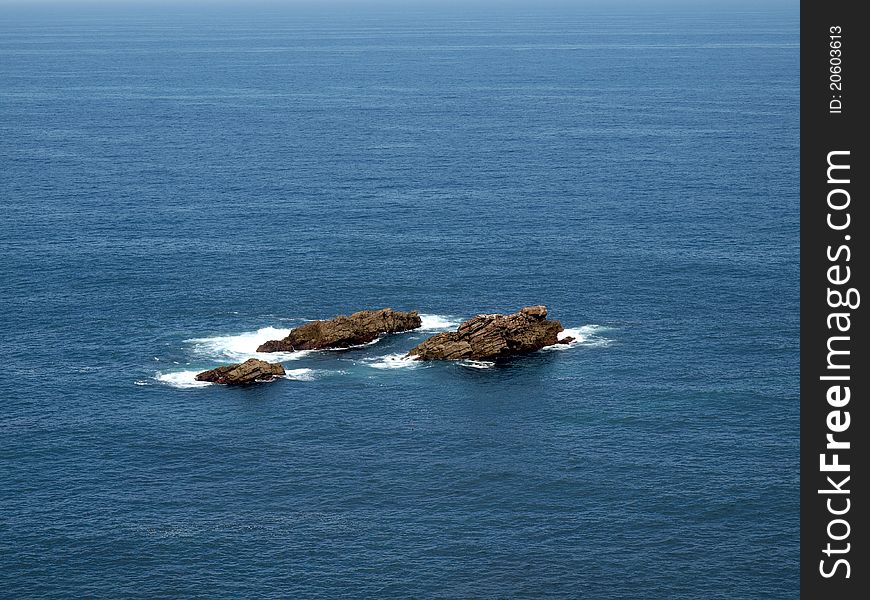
[0,2,799,598]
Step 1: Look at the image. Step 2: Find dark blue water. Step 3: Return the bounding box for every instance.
[0,2,799,598]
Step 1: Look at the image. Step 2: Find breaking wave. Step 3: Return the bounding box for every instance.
[550,325,614,349]
[155,370,212,389]
[458,360,495,369]
[187,327,310,362]
[283,368,317,381]
[325,337,382,351]
[419,314,462,331]
[364,353,420,370]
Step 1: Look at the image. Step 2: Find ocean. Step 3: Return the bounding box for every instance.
[0,1,799,598]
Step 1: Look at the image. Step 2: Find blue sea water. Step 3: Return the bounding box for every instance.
[0,1,799,598]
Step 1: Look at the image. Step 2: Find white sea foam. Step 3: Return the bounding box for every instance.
[156,367,315,388]
[549,325,614,350]
[156,370,212,389]
[365,353,420,370]
[284,368,317,381]
[419,314,462,331]
[187,326,309,362]
[325,337,383,351]
[459,360,495,369]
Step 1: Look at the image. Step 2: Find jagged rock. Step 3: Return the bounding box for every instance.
[257,308,422,353]
[520,305,548,318]
[408,305,566,361]
[195,358,285,385]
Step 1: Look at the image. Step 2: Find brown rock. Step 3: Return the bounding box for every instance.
[408,306,564,361]
[520,305,548,318]
[257,308,422,353]
[195,358,286,385]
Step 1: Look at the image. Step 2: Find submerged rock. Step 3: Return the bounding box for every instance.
[408,305,567,361]
[195,358,285,385]
[257,308,422,353]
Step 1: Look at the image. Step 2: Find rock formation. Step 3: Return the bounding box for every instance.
[408,305,571,361]
[257,308,422,353]
[195,358,286,385]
